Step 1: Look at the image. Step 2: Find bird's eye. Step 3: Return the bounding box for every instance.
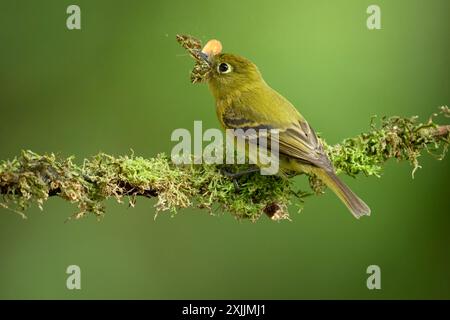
[218,62,232,74]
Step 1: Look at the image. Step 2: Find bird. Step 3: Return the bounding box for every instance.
[199,39,371,219]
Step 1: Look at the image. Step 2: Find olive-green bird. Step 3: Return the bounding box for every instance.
[200,43,371,219]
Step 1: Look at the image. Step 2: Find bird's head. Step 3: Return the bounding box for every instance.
[200,41,263,99]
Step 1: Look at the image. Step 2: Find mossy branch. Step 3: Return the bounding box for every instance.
[0,107,449,221]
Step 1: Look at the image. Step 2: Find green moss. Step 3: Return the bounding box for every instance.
[325,106,449,178]
[0,108,448,221]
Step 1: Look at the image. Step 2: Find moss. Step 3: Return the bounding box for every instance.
[176,34,211,83]
[325,106,450,178]
[0,108,448,221]
[0,151,292,221]
[2,34,446,221]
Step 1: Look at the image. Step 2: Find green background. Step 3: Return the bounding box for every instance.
[0,0,449,299]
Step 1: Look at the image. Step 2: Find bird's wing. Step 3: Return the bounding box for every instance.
[221,101,332,171]
[277,119,332,170]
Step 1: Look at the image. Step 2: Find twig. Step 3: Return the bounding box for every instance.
[1,109,448,221]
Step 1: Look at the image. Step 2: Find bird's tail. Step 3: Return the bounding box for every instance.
[313,167,371,219]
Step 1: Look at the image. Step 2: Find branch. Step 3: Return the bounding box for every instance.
[0,107,449,221]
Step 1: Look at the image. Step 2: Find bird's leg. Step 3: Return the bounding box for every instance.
[220,166,260,192]
[220,166,260,178]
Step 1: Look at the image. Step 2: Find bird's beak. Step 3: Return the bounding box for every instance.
[200,39,222,66]
[198,51,211,64]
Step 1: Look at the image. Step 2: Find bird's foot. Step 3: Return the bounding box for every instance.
[220,166,260,178]
[220,166,260,191]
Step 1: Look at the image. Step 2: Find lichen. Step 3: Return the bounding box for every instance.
[325,106,450,178]
[0,108,448,221]
[0,151,292,221]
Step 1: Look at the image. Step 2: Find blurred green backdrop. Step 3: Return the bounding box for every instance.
[0,0,449,299]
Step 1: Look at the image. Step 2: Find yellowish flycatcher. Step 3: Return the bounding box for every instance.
[200,40,370,218]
